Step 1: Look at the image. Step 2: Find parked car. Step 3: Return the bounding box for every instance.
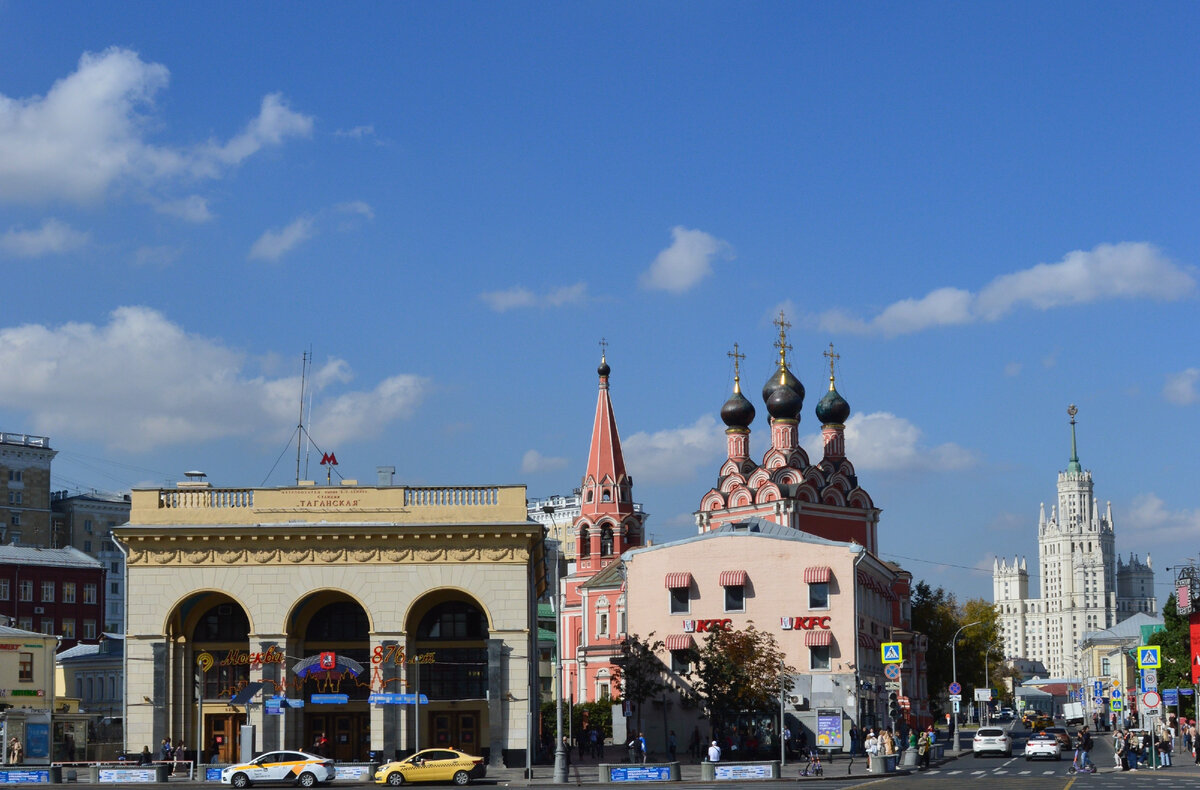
[972,727,1013,757]
[1024,732,1062,761]
[221,751,336,788]
[374,749,486,786]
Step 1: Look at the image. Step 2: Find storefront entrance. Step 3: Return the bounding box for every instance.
[305,712,369,761]
[204,712,246,764]
[429,711,480,754]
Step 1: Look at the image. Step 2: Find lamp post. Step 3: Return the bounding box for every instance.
[951,621,982,755]
[544,506,569,783]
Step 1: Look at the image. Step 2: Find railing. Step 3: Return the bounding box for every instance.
[404,486,499,507]
[0,431,50,448]
[159,488,254,509]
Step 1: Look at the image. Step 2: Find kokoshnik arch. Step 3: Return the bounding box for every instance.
[115,481,543,766]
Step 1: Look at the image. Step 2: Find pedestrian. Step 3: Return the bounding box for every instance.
[917,730,930,770]
[160,737,173,762]
[138,746,153,765]
[561,736,571,768]
[707,740,721,763]
[1076,726,1093,771]
[668,730,677,761]
[849,725,859,756]
[865,730,879,757]
[590,727,599,759]
[172,740,186,775]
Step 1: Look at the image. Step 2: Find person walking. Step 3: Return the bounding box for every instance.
[917,730,930,770]
[7,737,22,765]
[707,740,721,763]
[667,730,677,761]
[160,738,173,762]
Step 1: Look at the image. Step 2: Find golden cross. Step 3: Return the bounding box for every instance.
[599,337,608,357]
[773,310,792,361]
[1068,403,1078,423]
[727,343,745,379]
[824,342,840,383]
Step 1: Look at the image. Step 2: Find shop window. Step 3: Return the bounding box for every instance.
[669,587,689,615]
[19,652,33,681]
[809,645,831,671]
[670,650,690,674]
[809,582,829,609]
[724,585,745,613]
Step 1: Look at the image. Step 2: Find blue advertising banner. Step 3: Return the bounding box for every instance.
[1164,689,1180,706]
[207,767,225,782]
[816,709,843,748]
[714,764,772,780]
[608,766,672,782]
[266,698,283,715]
[310,694,349,704]
[368,693,430,705]
[24,723,50,760]
[0,771,50,784]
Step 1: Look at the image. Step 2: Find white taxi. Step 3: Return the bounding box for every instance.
[221,751,336,788]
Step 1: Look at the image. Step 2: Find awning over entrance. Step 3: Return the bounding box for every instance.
[664,572,694,589]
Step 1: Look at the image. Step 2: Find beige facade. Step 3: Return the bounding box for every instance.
[117,482,541,766]
[0,433,56,548]
[0,625,58,711]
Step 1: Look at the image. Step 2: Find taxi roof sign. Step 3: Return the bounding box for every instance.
[881,642,903,664]
[1137,645,1161,669]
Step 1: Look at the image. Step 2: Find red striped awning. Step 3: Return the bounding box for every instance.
[664,572,694,589]
[858,632,875,649]
[664,634,696,651]
[803,566,832,584]
[805,629,833,647]
[719,570,748,586]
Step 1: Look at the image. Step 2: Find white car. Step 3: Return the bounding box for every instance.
[221,751,336,788]
[972,727,1013,757]
[1024,732,1061,761]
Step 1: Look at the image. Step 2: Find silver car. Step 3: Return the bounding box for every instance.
[973,727,1013,757]
[1024,732,1061,760]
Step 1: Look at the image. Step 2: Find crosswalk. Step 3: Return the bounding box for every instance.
[928,768,1061,776]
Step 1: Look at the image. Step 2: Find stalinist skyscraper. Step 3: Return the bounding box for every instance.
[993,406,1156,677]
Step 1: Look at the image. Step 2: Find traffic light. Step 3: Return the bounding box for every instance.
[889,692,900,719]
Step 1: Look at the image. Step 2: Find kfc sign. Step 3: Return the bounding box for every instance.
[682,619,732,633]
[780,616,831,630]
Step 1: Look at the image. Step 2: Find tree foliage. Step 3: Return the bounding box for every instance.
[613,632,668,733]
[912,584,1010,705]
[689,623,794,730]
[1158,594,1191,690]
[540,699,613,742]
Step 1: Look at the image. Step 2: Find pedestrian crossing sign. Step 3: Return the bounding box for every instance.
[1137,645,1161,669]
[881,642,903,664]
[1110,699,1124,712]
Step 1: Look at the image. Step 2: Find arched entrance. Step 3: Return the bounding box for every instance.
[166,592,253,764]
[406,592,490,756]
[287,592,371,761]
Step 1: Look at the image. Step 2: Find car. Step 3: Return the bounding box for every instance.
[1031,716,1054,731]
[1024,732,1062,761]
[972,727,1013,757]
[221,751,336,788]
[1043,727,1072,750]
[374,749,487,786]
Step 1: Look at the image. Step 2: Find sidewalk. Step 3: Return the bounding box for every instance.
[488,749,967,784]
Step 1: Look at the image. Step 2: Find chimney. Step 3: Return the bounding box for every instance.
[376,466,396,486]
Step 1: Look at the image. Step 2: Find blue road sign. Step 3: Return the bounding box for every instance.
[1093,681,1103,696]
[1137,646,1161,669]
[949,682,962,695]
[1111,689,1123,700]
[1110,700,1124,712]
[1164,689,1180,706]
[1093,697,1104,705]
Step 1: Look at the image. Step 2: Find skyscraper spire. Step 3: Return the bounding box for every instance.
[1067,403,1081,473]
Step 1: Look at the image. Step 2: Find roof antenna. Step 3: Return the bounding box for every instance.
[295,349,310,485]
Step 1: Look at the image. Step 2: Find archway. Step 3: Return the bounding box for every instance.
[287,592,372,761]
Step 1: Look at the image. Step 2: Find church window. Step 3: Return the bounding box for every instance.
[599,525,613,556]
[586,490,593,503]
[602,489,611,502]
[579,525,590,557]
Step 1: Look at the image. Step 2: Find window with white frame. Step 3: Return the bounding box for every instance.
[671,650,690,674]
[61,619,75,639]
[41,581,55,602]
[40,618,54,634]
[669,587,689,614]
[63,582,75,603]
[83,584,97,604]
[18,617,32,631]
[808,582,830,609]
[0,579,8,600]
[724,584,745,612]
[596,669,611,700]
[597,611,609,636]
[809,645,831,671]
[18,580,32,601]
[83,620,97,639]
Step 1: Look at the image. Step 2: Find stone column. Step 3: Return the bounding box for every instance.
[371,633,405,761]
[254,637,286,752]
[486,638,504,767]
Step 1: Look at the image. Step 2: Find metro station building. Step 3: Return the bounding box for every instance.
[116,480,542,766]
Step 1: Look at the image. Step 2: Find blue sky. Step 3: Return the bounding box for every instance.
[1,3,1198,602]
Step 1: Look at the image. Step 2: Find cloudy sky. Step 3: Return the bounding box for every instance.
[1,4,1197,601]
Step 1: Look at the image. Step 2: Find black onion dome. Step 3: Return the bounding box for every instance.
[721,388,756,428]
[766,381,803,421]
[761,364,805,407]
[816,386,850,425]
[598,357,611,377]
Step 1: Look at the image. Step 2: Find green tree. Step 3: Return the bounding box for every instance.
[612,633,667,735]
[911,582,959,706]
[689,623,793,732]
[956,598,1003,690]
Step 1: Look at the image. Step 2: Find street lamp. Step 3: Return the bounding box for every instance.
[951,621,982,755]
[544,506,569,784]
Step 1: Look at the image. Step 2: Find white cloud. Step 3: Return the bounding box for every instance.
[520,450,569,474]
[479,282,587,312]
[1121,493,1200,546]
[248,216,314,261]
[816,243,1194,336]
[639,226,733,293]
[0,47,311,205]
[622,415,726,483]
[0,218,88,258]
[803,411,977,472]
[1164,369,1200,405]
[0,307,428,451]
[335,125,375,139]
[133,245,181,267]
[155,195,213,223]
[336,201,375,221]
[1003,362,1022,377]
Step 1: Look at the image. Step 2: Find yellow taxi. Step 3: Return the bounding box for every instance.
[220,750,336,787]
[374,749,486,786]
